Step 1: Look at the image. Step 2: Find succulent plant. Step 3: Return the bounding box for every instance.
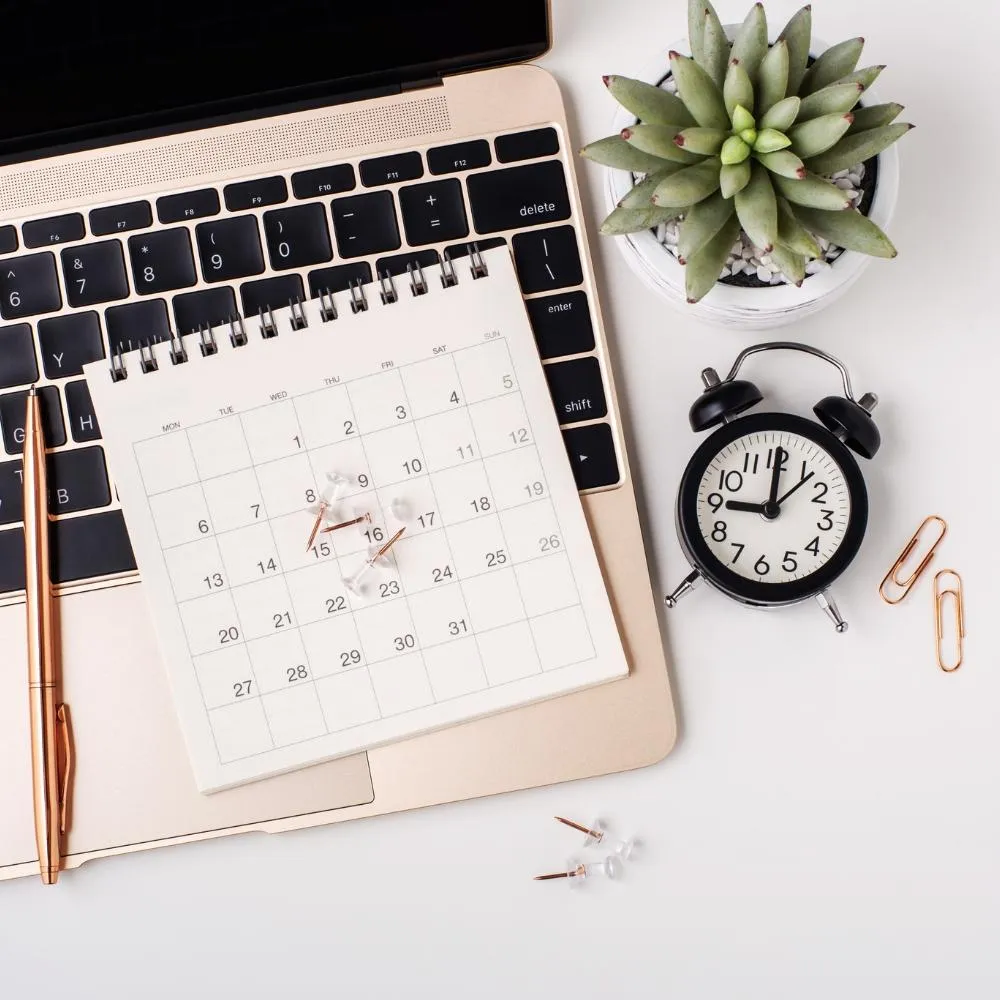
[582,0,913,302]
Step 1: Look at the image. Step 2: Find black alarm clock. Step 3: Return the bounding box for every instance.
[663,342,880,633]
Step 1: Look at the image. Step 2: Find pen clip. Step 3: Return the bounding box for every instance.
[56,703,73,836]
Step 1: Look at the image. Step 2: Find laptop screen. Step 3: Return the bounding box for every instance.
[0,0,549,157]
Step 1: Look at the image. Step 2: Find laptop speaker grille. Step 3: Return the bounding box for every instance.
[0,94,452,215]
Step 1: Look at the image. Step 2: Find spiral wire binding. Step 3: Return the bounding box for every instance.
[106,248,492,381]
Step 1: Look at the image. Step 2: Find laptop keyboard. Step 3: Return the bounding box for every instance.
[0,125,621,596]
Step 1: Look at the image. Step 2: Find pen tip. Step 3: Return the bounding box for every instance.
[27,384,37,397]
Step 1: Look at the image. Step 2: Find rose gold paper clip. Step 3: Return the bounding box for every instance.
[879,515,948,605]
[933,570,965,672]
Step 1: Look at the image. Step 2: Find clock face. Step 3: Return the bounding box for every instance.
[677,413,869,606]
[696,430,850,583]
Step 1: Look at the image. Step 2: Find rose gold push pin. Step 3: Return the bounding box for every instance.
[305,472,353,550]
[321,511,372,535]
[534,855,623,886]
[342,527,406,596]
[555,816,638,861]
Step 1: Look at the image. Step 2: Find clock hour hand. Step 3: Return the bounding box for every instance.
[775,471,816,506]
[725,500,768,513]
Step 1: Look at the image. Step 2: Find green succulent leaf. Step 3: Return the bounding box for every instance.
[685,212,741,303]
[740,127,759,145]
[776,196,822,257]
[777,4,813,95]
[721,135,751,165]
[688,0,709,65]
[756,149,805,178]
[678,191,736,261]
[720,160,752,198]
[731,105,755,133]
[805,122,913,175]
[675,127,728,156]
[734,160,778,250]
[768,243,806,284]
[600,204,686,235]
[757,39,789,115]
[753,128,791,153]
[702,6,731,89]
[670,52,730,130]
[800,37,865,95]
[791,205,897,258]
[797,82,865,121]
[848,102,904,133]
[603,76,696,128]
[829,65,885,91]
[789,112,855,158]
[729,3,768,87]
[622,124,705,164]
[724,62,754,119]
[618,169,683,208]
[652,157,722,207]
[773,172,852,210]
[760,96,801,132]
[580,136,675,173]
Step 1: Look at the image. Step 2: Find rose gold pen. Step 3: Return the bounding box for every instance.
[24,387,72,885]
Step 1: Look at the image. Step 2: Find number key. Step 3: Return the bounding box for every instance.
[195,216,265,282]
[127,229,197,294]
[262,205,332,270]
[61,241,130,307]
[0,252,62,319]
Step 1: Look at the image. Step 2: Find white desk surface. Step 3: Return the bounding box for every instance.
[4,1,998,996]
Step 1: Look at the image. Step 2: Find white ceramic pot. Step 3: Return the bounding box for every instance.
[604,35,901,330]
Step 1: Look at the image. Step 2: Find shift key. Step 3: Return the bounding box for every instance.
[543,357,607,425]
[466,161,570,234]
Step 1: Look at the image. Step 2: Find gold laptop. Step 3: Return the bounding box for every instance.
[0,0,676,880]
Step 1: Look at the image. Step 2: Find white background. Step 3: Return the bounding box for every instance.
[3,1,998,996]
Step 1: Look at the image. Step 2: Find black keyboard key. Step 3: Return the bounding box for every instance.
[90,200,152,236]
[195,216,264,282]
[525,291,595,360]
[0,459,23,523]
[466,161,571,235]
[0,385,65,454]
[292,164,356,199]
[0,226,18,254]
[23,213,86,249]
[376,249,439,279]
[105,299,171,355]
[49,445,110,513]
[330,192,400,258]
[398,179,468,245]
[495,127,560,163]
[562,423,620,491]
[543,356,608,425]
[428,140,492,175]
[51,510,137,585]
[157,188,220,224]
[128,229,197,295]
[0,253,61,319]
[224,176,288,211]
[512,226,583,294]
[173,287,238,334]
[61,241,130,307]
[308,262,372,298]
[0,526,24,590]
[65,381,102,442]
[38,312,105,378]
[0,323,38,388]
[359,151,423,187]
[240,274,305,318]
[263,205,332,270]
[444,238,507,260]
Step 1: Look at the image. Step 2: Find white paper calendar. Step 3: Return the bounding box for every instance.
[85,249,627,792]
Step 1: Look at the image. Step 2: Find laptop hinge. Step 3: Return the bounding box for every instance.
[401,75,444,93]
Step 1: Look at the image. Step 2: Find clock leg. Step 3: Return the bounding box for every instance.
[664,569,702,609]
[816,591,848,633]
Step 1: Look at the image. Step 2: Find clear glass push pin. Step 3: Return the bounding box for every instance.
[342,527,406,596]
[321,511,372,535]
[534,855,623,886]
[306,471,353,550]
[554,816,638,861]
[389,496,413,523]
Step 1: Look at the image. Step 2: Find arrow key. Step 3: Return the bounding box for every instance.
[561,423,620,491]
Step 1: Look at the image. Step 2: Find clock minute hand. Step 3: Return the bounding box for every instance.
[767,446,786,506]
[775,470,815,506]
